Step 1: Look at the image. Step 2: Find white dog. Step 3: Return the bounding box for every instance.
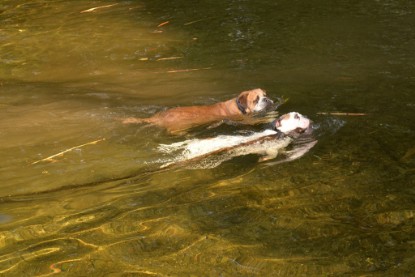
[158,112,317,169]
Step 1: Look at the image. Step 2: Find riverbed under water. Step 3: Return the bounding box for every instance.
[1,0,415,275]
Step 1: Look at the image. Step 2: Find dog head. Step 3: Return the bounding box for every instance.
[236,88,274,114]
[273,112,312,137]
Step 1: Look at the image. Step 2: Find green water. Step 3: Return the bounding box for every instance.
[1,0,414,275]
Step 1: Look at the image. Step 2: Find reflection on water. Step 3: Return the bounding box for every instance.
[1,0,415,275]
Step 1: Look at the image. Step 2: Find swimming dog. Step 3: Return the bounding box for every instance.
[122,88,274,133]
[158,112,317,168]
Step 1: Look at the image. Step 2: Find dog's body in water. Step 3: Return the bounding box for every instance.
[158,112,317,169]
[123,88,274,133]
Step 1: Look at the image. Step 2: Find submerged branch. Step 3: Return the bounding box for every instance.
[317,112,367,116]
[166,67,212,73]
[80,4,119,13]
[156,56,183,61]
[31,138,105,165]
[184,18,212,26]
[157,21,170,27]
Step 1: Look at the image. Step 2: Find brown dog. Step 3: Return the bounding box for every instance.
[122,88,274,133]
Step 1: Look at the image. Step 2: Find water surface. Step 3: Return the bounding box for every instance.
[1,0,414,275]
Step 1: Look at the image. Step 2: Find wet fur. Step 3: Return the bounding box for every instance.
[122,88,273,133]
[159,112,316,168]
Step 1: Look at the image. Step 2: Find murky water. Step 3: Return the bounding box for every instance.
[1,0,415,275]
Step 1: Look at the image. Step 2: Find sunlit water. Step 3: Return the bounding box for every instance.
[1,0,415,275]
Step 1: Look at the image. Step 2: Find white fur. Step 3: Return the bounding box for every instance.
[158,129,277,160]
[276,112,310,133]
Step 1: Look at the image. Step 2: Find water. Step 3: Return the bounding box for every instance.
[1,0,414,275]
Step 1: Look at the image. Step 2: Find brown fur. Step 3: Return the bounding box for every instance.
[122,88,272,133]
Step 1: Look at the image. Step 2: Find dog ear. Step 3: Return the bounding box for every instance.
[237,92,250,113]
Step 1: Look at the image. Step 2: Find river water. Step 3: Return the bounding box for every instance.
[1,0,414,275]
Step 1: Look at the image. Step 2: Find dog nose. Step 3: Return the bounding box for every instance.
[264,97,273,104]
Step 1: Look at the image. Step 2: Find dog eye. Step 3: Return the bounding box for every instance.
[294,114,300,120]
[254,96,260,104]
